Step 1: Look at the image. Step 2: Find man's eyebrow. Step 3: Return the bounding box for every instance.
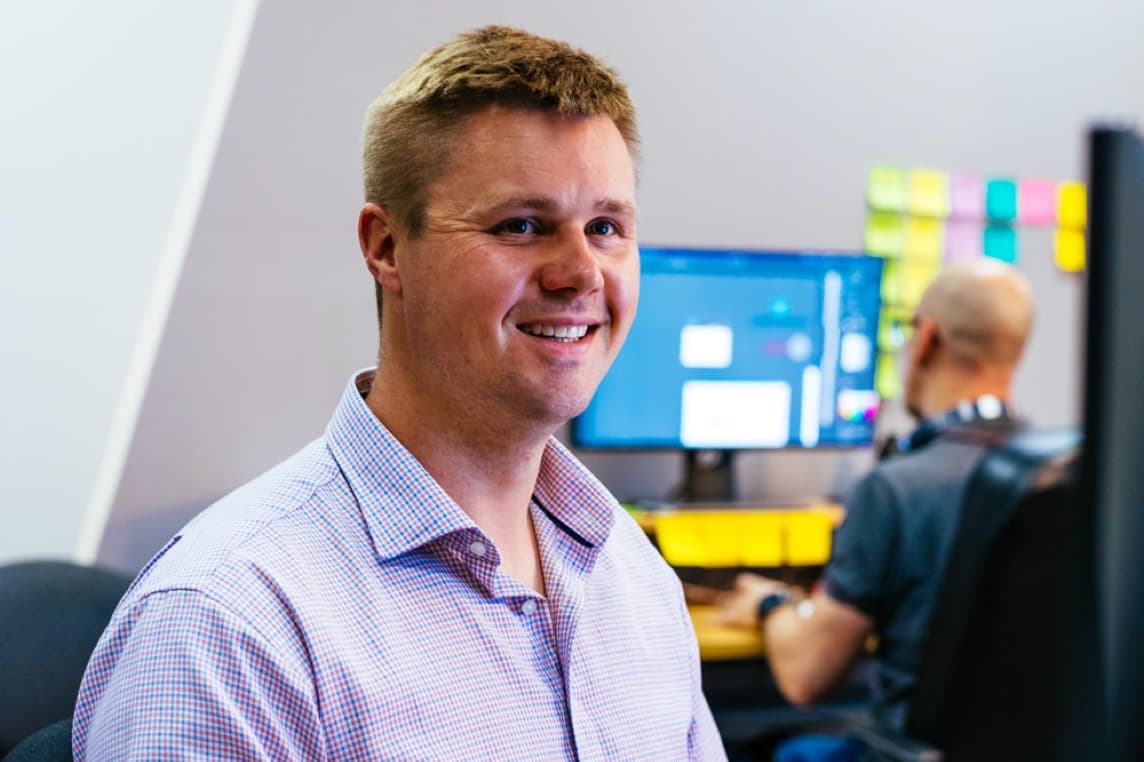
[479,197,637,216]
[596,198,637,217]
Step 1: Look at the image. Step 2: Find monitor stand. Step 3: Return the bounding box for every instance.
[681,449,737,503]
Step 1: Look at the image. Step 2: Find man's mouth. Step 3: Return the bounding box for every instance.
[518,323,591,343]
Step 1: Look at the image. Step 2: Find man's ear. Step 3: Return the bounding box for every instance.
[911,317,941,368]
[359,203,401,295]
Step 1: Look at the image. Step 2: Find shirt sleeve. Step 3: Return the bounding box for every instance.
[821,468,901,621]
[73,588,324,761]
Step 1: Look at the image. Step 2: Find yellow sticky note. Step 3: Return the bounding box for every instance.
[865,212,905,257]
[1055,229,1086,272]
[908,169,950,218]
[904,216,944,261]
[881,260,904,306]
[878,307,914,352]
[876,352,902,399]
[1059,182,1087,229]
[901,260,940,306]
[868,166,907,212]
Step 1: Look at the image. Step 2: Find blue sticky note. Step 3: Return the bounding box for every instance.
[983,224,1018,263]
[986,179,1018,222]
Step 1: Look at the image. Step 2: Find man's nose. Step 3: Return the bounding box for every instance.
[539,232,605,294]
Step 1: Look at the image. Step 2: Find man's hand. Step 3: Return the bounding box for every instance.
[714,572,794,630]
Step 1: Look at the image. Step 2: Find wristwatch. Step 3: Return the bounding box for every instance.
[757,591,792,622]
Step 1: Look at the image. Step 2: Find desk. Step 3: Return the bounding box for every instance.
[689,604,765,661]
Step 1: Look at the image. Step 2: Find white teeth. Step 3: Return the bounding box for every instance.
[521,323,589,341]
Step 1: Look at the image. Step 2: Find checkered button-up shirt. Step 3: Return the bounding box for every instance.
[74,370,724,760]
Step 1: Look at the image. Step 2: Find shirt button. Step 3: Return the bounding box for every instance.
[521,599,538,616]
[469,541,487,558]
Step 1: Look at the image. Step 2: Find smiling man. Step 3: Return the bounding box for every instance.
[72,26,724,761]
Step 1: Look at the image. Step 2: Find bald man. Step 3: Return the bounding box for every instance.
[717,259,1034,732]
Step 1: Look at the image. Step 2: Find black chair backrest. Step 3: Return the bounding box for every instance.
[0,719,73,762]
[905,429,1082,762]
[0,561,131,755]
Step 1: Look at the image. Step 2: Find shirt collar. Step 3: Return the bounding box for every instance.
[325,369,616,561]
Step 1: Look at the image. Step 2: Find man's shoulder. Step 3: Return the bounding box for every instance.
[124,438,354,609]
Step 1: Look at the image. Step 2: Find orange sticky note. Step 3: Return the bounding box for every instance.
[1055,229,1086,272]
[1058,182,1087,229]
[908,169,950,218]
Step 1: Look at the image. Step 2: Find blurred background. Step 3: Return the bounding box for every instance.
[2,0,1141,575]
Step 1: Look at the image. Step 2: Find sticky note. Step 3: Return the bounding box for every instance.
[1019,179,1058,225]
[868,165,908,212]
[904,217,944,261]
[949,173,984,220]
[986,179,1018,222]
[1055,229,1086,272]
[877,307,914,352]
[945,220,983,262]
[876,352,902,399]
[881,260,905,306]
[984,224,1018,263]
[1058,182,1087,229]
[901,260,940,306]
[865,212,905,257]
[908,169,950,218]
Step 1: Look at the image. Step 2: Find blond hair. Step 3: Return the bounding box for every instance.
[362,25,639,236]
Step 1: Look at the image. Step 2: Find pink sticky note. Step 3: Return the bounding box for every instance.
[945,220,983,262]
[1019,179,1058,225]
[948,173,984,221]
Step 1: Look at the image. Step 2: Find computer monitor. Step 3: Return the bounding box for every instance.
[572,246,884,500]
[1080,124,1144,760]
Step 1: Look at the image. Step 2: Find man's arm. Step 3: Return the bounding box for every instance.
[717,573,873,707]
[74,589,324,761]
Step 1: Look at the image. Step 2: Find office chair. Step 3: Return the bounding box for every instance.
[0,561,132,757]
[897,428,1084,762]
[1,719,72,762]
[736,428,1085,762]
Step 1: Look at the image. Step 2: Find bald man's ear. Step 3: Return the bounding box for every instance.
[910,317,941,368]
[359,203,402,295]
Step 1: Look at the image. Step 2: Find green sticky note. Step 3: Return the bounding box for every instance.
[908,169,950,218]
[986,179,1018,222]
[868,166,907,212]
[984,224,1018,263]
[865,212,906,257]
[875,352,902,399]
[878,307,914,352]
[881,260,904,306]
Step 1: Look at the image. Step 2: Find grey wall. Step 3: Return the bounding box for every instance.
[94,0,1143,573]
[0,0,252,565]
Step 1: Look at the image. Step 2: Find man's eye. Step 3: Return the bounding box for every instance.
[587,219,617,236]
[497,219,537,235]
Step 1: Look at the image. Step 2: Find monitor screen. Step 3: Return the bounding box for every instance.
[573,247,885,450]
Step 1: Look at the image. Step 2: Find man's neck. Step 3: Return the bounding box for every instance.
[917,374,1013,420]
[363,375,553,592]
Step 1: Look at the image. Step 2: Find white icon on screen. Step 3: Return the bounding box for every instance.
[679,324,733,369]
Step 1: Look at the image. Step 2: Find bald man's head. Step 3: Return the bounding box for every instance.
[916,259,1034,370]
